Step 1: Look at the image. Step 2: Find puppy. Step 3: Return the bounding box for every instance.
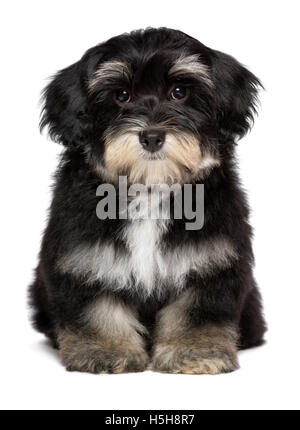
[30,28,266,374]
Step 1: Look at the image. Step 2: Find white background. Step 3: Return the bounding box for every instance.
[1,0,299,410]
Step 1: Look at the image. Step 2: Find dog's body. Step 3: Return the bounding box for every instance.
[30,28,266,374]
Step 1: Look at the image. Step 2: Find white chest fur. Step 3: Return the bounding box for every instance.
[58,179,237,298]
[122,218,168,296]
[58,215,237,299]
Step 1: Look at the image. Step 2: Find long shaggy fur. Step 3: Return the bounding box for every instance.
[30,27,266,374]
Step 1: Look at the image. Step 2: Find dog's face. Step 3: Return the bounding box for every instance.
[42,28,260,185]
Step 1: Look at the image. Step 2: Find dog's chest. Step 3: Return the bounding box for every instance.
[122,218,168,291]
[59,194,237,298]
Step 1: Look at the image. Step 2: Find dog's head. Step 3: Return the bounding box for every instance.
[41,28,261,186]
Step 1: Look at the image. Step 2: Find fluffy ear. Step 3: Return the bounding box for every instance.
[40,61,90,149]
[210,50,262,141]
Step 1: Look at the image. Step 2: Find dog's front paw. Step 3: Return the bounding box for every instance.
[150,343,239,375]
[58,331,148,374]
[64,348,148,374]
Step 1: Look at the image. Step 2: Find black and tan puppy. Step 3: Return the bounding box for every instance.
[30,28,266,374]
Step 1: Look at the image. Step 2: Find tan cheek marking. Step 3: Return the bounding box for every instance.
[99,129,220,186]
[165,132,202,173]
[104,132,141,173]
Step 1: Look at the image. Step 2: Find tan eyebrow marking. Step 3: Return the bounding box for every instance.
[88,61,131,91]
[169,54,213,87]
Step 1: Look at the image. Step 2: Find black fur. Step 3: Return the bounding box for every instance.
[30,28,266,364]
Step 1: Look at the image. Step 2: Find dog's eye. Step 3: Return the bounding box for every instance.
[171,86,187,101]
[115,89,131,103]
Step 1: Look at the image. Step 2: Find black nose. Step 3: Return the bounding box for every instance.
[139,129,166,153]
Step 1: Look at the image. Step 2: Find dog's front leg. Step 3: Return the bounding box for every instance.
[150,288,239,375]
[58,295,148,374]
